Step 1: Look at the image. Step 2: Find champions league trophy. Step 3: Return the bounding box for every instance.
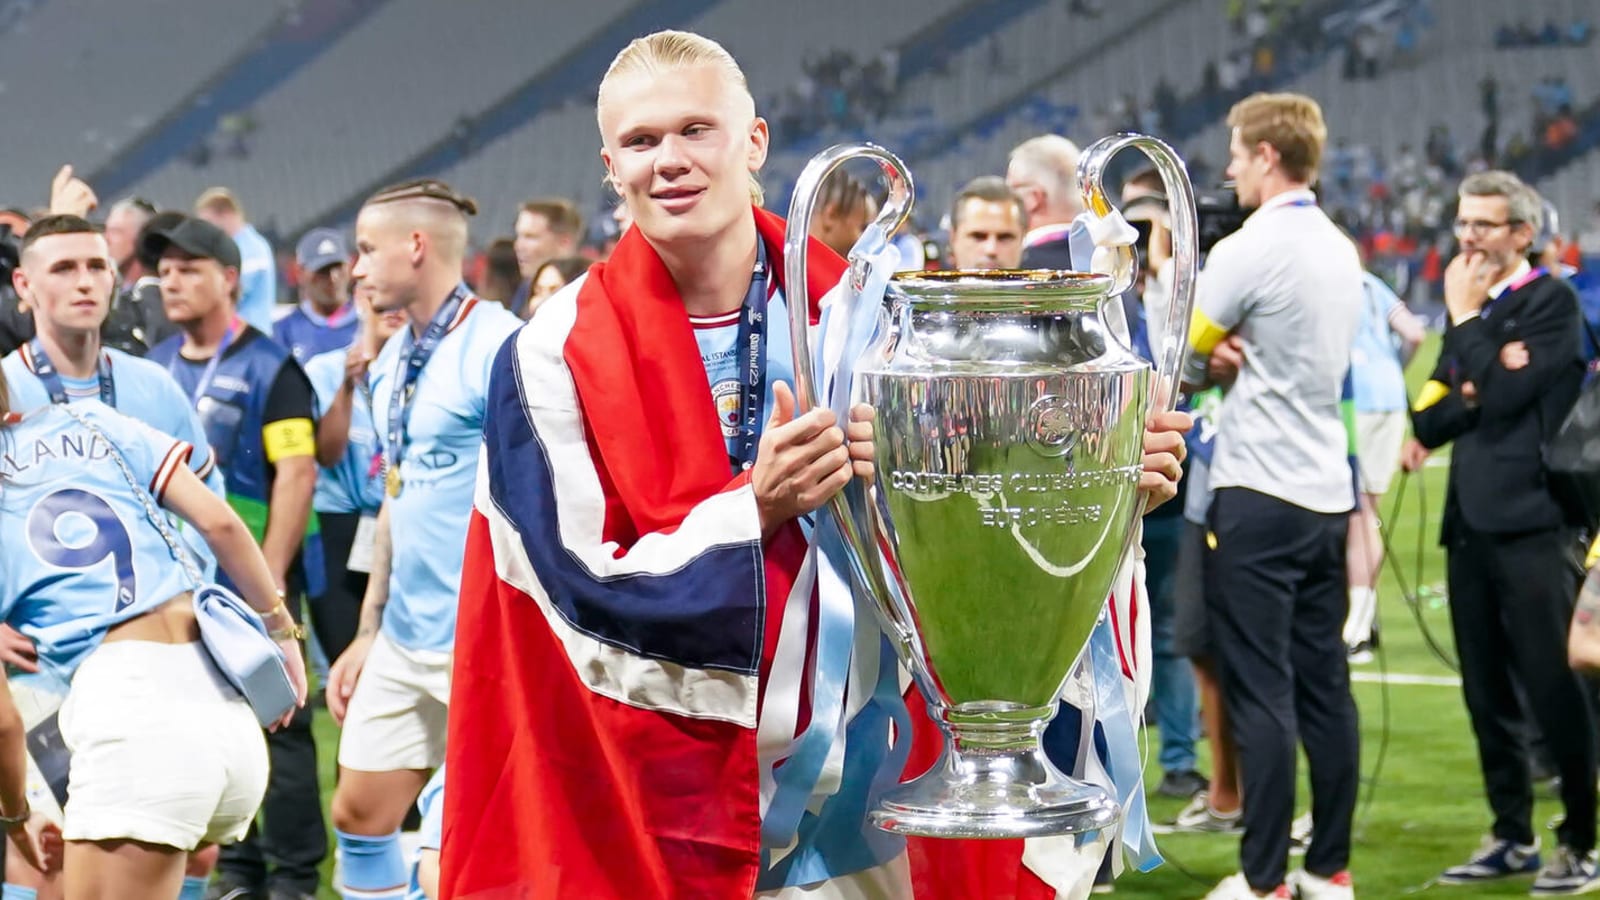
[783,134,1198,839]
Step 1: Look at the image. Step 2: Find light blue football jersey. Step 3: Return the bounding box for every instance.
[369,296,520,652]
[304,347,383,516]
[0,402,199,679]
[3,346,224,495]
[5,345,224,581]
[690,284,796,470]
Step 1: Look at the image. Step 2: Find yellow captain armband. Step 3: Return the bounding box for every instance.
[263,418,316,462]
[1587,534,1600,571]
[1413,380,1451,412]
[1189,308,1231,356]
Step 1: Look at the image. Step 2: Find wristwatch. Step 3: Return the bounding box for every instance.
[263,599,306,642]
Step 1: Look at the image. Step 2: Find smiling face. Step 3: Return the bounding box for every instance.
[598,63,768,253]
[13,231,115,337]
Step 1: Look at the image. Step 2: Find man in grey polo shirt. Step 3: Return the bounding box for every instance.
[1185,92,1363,900]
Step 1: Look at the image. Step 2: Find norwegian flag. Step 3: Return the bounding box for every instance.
[440,211,851,899]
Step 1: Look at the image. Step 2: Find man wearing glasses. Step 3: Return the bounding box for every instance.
[1408,171,1596,894]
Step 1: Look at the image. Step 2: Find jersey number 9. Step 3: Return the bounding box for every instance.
[28,490,138,613]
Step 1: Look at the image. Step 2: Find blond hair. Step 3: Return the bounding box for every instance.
[598,30,765,206]
[1227,92,1328,184]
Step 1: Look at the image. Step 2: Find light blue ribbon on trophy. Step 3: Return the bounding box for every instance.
[758,224,909,885]
[762,639,912,888]
[1088,615,1162,871]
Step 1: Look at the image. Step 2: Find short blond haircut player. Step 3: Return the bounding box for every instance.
[597,30,765,206]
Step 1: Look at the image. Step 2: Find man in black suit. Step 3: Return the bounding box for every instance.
[1006,134,1082,270]
[1409,170,1596,893]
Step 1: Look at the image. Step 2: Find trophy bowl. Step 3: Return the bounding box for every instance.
[785,134,1197,839]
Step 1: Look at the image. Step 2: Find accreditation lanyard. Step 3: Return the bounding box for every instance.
[1481,266,1547,321]
[386,285,470,486]
[730,241,773,472]
[26,338,114,406]
[172,318,242,407]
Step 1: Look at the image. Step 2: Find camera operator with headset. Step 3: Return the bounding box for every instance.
[1183,92,1363,900]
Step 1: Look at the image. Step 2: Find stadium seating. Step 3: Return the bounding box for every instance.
[1542,148,1600,233]
[1184,0,1599,223]
[875,0,1230,225]
[125,0,635,233]
[439,0,973,237]
[0,0,286,198]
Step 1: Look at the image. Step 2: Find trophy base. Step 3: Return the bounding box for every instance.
[869,704,1121,839]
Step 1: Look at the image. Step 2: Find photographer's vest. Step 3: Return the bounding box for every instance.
[149,326,324,595]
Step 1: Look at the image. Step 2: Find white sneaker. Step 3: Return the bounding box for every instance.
[1204,872,1291,899]
[1289,812,1314,856]
[1287,868,1354,899]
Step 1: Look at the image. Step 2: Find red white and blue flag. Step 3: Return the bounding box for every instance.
[440,205,1157,899]
[440,210,891,899]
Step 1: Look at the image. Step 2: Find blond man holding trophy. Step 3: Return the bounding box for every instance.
[445,29,1191,900]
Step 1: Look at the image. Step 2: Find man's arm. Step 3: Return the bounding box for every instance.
[1409,339,1478,449]
[353,499,394,642]
[1388,301,1427,365]
[1570,543,1600,672]
[1449,284,1581,420]
[259,362,318,587]
[316,377,355,468]
[326,500,391,723]
[1181,240,1250,390]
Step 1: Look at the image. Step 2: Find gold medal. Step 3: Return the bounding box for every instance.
[386,465,403,498]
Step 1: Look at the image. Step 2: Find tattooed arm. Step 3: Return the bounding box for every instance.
[326,501,392,723]
[1568,539,1600,673]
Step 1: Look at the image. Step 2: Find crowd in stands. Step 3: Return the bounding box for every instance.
[1495,16,1594,49]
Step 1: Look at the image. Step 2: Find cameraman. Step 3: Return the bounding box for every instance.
[0,211,31,354]
[1122,168,1207,799]
[1184,93,1363,900]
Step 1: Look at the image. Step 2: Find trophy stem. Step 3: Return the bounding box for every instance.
[869,701,1121,839]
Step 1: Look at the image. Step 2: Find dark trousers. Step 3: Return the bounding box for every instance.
[1206,488,1359,891]
[1448,523,1595,852]
[307,510,368,664]
[219,588,327,893]
[1144,513,1200,773]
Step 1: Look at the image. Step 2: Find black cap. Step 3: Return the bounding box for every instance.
[140,215,241,270]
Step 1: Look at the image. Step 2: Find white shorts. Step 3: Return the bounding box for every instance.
[59,641,267,850]
[1355,410,1407,496]
[338,631,451,772]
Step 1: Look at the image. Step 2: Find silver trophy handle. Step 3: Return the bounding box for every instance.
[784,143,919,651]
[1076,133,1198,415]
[784,143,914,412]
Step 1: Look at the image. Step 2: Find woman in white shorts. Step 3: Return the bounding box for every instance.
[0,390,308,900]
